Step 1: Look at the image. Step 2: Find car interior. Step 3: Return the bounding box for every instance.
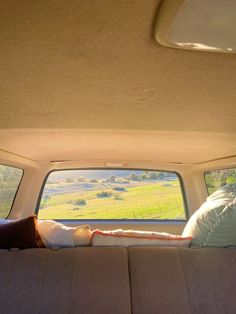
[0,0,236,313]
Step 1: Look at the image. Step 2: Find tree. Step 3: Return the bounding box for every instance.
[148,172,159,180]
[0,165,22,189]
[128,173,139,181]
[109,176,116,183]
[205,168,236,194]
[157,172,165,180]
[140,173,147,180]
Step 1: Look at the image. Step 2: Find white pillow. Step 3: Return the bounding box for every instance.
[92,229,192,247]
[182,184,236,247]
[37,220,92,248]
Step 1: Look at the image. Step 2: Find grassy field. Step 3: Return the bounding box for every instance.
[38,180,185,220]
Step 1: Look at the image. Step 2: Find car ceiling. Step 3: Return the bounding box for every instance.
[0,0,235,164]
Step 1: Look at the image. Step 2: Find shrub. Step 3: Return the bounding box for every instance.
[97,191,112,198]
[72,207,80,211]
[113,187,126,192]
[75,199,87,206]
[128,173,139,181]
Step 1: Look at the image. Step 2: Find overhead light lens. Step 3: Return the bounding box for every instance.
[155,0,236,53]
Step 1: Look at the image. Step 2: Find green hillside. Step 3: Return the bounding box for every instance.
[38,180,185,220]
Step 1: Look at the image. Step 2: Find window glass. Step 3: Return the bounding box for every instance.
[0,165,23,218]
[205,167,236,195]
[38,169,186,220]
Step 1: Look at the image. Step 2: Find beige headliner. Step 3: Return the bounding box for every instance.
[0,0,236,164]
[0,129,235,164]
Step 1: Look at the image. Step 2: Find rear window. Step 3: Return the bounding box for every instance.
[0,164,23,218]
[37,169,186,220]
[205,167,236,195]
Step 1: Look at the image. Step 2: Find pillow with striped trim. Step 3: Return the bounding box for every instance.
[92,229,192,247]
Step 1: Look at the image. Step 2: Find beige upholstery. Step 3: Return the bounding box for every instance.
[129,247,236,314]
[0,248,131,314]
[0,247,236,314]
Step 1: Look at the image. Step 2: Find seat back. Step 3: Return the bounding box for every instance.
[128,247,236,314]
[0,247,131,314]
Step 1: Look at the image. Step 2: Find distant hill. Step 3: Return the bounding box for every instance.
[48,169,176,182]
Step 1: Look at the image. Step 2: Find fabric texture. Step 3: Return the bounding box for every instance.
[182,184,236,247]
[128,247,236,314]
[92,229,192,247]
[0,216,44,249]
[37,220,92,248]
[0,247,235,313]
[0,247,131,314]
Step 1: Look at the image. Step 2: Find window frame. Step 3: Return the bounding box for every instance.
[0,163,24,219]
[204,166,236,196]
[35,167,189,222]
